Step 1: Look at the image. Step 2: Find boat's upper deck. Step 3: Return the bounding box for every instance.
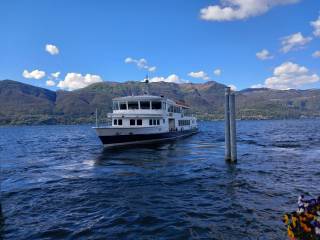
[111,95,190,116]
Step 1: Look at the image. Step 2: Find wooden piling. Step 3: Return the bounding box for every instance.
[229,93,237,162]
[225,87,231,160]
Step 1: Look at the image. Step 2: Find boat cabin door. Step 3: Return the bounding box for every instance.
[169,118,175,131]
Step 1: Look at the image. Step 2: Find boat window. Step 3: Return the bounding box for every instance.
[178,120,191,126]
[140,101,150,109]
[152,101,162,109]
[162,102,166,110]
[130,119,135,125]
[120,102,127,110]
[173,106,181,113]
[118,119,123,125]
[168,105,174,112]
[113,102,119,110]
[163,119,165,124]
[149,119,161,125]
[137,119,142,125]
[114,119,117,125]
[128,101,139,110]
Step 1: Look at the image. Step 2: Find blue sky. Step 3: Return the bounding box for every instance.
[1,0,320,90]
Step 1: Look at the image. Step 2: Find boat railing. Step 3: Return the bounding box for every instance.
[95,108,112,127]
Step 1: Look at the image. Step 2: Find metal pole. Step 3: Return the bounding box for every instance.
[225,87,231,160]
[95,108,98,127]
[0,162,2,219]
[0,173,1,213]
[229,93,237,162]
[0,165,4,228]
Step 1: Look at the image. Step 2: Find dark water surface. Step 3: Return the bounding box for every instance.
[1,120,320,239]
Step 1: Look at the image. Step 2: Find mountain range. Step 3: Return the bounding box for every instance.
[1,79,320,125]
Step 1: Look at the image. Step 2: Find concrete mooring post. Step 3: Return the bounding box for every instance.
[225,87,237,162]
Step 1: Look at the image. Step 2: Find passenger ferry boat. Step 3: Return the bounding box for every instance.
[94,94,198,147]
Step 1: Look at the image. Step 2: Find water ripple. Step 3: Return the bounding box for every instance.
[0,120,320,239]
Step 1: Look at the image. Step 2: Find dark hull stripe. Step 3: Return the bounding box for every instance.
[99,129,198,146]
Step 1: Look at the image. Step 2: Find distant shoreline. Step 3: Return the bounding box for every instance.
[0,117,318,127]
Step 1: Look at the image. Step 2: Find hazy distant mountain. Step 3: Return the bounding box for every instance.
[1,79,320,125]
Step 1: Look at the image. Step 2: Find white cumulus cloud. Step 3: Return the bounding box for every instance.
[46,80,56,87]
[312,50,320,58]
[149,74,187,84]
[214,69,222,76]
[45,44,59,55]
[125,57,156,72]
[148,66,156,72]
[22,69,46,79]
[200,0,299,21]
[188,71,209,80]
[256,49,273,60]
[311,15,320,37]
[57,73,103,91]
[51,72,60,78]
[252,62,319,90]
[280,32,312,53]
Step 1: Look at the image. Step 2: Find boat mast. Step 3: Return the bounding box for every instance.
[144,74,150,95]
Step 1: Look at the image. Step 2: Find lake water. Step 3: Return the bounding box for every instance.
[0,120,320,239]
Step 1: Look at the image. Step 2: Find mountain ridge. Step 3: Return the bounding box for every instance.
[1,79,320,125]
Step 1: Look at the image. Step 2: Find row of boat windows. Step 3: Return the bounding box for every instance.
[113,101,184,113]
[168,105,181,113]
[113,119,123,125]
[178,120,191,126]
[113,101,165,110]
[113,119,164,126]
[149,119,163,125]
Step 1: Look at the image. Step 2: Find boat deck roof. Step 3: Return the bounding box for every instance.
[113,95,190,108]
